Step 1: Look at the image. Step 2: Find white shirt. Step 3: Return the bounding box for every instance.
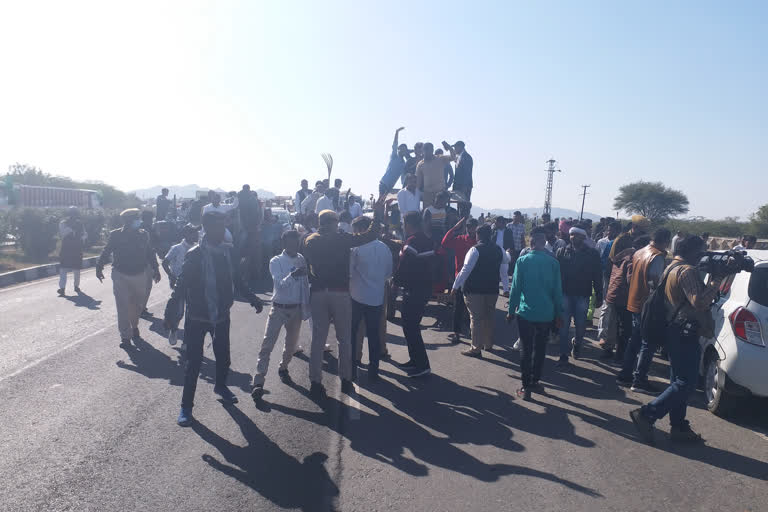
[269,251,310,305]
[202,198,238,217]
[348,202,363,219]
[164,240,195,277]
[315,195,335,214]
[495,229,505,250]
[396,188,422,218]
[452,246,511,293]
[350,240,393,306]
[300,191,321,215]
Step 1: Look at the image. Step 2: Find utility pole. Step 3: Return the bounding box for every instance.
[579,184,591,221]
[543,159,561,217]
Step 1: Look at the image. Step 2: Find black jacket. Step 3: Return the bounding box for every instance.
[556,244,603,300]
[164,244,261,326]
[453,151,473,188]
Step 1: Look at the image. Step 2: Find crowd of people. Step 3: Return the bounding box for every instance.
[74,127,750,445]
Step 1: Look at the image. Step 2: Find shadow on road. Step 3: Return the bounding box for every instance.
[62,290,102,310]
[193,404,339,512]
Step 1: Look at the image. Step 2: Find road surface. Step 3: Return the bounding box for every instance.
[1,268,767,511]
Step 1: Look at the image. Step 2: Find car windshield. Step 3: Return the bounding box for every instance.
[748,268,768,307]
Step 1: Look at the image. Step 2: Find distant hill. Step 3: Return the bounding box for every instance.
[470,206,602,222]
[130,184,275,200]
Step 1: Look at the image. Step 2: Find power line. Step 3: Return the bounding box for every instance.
[543,159,561,216]
[579,184,591,221]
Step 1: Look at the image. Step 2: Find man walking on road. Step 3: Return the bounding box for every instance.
[617,228,671,394]
[302,203,383,399]
[96,209,161,348]
[441,216,478,343]
[165,211,264,427]
[508,227,563,400]
[58,206,87,296]
[251,230,309,401]
[395,211,434,377]
[349,216,393,382]
[452,224,510,358]
[555,225,603,366]
[161,224,199,346]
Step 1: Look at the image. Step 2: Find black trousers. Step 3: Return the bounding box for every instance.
[401,289,430,370]
[615,304,633,359]
[351,299,383,378]
[181,317,231,410]
[453,290,469,335]
[517,316,550,388]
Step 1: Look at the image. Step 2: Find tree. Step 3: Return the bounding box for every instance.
[751,204,768,238]
[613,181,689,222]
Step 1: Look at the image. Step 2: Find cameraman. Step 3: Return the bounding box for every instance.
[630,236,733,444]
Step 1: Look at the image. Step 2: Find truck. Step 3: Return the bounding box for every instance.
[1,184,102,209]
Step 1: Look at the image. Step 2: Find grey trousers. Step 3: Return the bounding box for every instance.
[112,269,150,339]
[253,305,303,386]
[309,290,353,384]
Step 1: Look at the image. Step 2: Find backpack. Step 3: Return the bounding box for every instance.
[639,262,683,344]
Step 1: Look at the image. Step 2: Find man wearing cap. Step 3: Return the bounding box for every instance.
[555,224,603,366]
[165,211,264,427]
[161,224,199,346]
[441,216,479,343]
[302,201,384,399]
[609,215,650,263]
[452,224,510,358]
[96,209,161,347]
[416,142,456,208]
[58,206,87,296]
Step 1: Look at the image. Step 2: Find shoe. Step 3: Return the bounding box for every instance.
[341,379,354,394]
[168,330,178,346]
[629,408,655,445]
[57,288,65,297]
[140,309,151,319]
[251,384,265,401]
[512,339,521,351]
[571,338,580,360]
[214,385,239,404]
[396,360,417,370]
[529,381,543,392]
[631,380,663,396]
[616,374,633,387]
[449,333,461,344]
[461,349,482,358]
[368,368,379,381]
[516,387,532,401]
[555,356,569,369]
[324,344,332,353]
[119,338,132,349]
[309,382,326,400]
[406,367,431,378]
[294,346,304,355]
[74,287,82,294]
[600,348,614,360]
[132,328,141,341]
[379,351,390,360]
[177,407,193,427]
[670,425,704,443]
[278,368,292,384]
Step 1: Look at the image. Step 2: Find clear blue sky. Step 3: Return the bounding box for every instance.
[0,1,765,218]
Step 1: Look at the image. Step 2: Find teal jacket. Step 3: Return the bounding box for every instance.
[508,250,563,323]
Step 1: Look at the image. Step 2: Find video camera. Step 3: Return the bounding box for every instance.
[699,250,755,278]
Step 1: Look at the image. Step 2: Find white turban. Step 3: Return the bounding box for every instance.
[569,227,588,237]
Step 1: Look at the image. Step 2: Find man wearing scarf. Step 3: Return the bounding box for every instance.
[165,211,264,427]
[555,225,603,366]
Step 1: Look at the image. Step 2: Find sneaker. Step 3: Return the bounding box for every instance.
[461,349,482,358]
[629,408,655,445]
[213,385,239,404]
[512,339,521,351]
[368,368,379,381]
[406,367,431,378]
[396,360,417,370]
[448,333,461,344]
[177,407,193,427]
[309,382,326,400]
[516,387,532,401]
[168,330,178,346]
[57,288,65,297]
[251,384,265,401]
[119,338,132,349]
[631,380,663,396]
[341,379,354,394]
[140,309,151,319]
[132,328,141,341]
[278,368,292,384]
[74,287,82,294]
[294,346,305,355]
[324,344,332,353]
[616,374,633,387]
[571,338,581,360]
[670,425,704,444]
[555,356,569,369]
[530,381,543,393]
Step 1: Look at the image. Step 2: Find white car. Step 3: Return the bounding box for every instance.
[700,249,768,416]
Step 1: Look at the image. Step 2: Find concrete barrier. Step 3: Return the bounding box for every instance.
[0,256,100,289]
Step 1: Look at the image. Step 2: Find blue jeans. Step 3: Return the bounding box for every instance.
[559,295,589,357]
[619,312,657,383]
[641,323,701,427]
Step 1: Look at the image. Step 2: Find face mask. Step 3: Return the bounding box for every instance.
[130,219,141,229]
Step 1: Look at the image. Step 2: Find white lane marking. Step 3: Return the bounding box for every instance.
[0,268,96,293]
[0,295,168,384]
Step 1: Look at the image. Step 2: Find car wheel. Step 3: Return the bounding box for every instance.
[704,351,734,417]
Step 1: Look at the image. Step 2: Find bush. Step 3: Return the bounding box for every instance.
[0,210,10,244]
[11,208,59,259]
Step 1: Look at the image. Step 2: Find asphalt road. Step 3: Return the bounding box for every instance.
[1,269,767,512]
